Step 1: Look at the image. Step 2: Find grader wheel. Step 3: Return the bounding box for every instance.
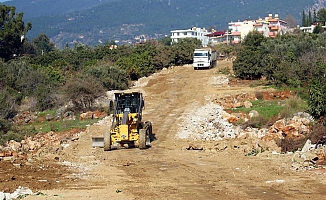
[139,129,146,149]
[144,121,152,145]
[103,130,112,151]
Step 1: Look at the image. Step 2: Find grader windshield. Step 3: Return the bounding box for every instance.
[114,92,143,114]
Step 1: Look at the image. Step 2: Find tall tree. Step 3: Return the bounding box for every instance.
[302,9,307,26]
[233,31,266,80]
[0,5,32,61]
[32,34,55,55]
[284,15,298,28]
[308,9,312,25]
[313,8,317,22]
[317,8,326,25]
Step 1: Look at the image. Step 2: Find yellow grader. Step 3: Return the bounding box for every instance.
[92,91,152,150]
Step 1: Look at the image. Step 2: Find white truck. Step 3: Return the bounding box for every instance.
[193,48,217,70]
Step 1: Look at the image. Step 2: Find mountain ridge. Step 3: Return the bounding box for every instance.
[2,0,325,48]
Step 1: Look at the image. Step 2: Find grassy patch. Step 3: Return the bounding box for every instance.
[230,96,308,128]
[216,67,231,75]
[249,80,271,87]
[37,110,57,118]
[1,118,101,145]
[233,100,284,119]
[279,96,308,118]
[33,118,100,133]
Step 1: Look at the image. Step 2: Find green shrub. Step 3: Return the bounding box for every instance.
[279,96,307,119]
[241,116,269,129]
[275,137,307,153]
[309,80,326,119]
[84,65,128,90]
[61,76,105,111]
[309,123,326,144]
[0,131,25,145]
[255,92,264,100]
[0,118,11,135]
[217,67,231,75]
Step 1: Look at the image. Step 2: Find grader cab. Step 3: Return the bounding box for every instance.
[93,91,152,151]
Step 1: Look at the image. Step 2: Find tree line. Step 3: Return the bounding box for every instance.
[301,7,326,27]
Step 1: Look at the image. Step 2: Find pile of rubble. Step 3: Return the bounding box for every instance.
[240,112,313,141]
[177,103,237,140]
[211,75,230,86]
[0,129,82,161]
[177,101,326,170]
[0,187,33,200]
[213,93,257,109]
[0,115,113,162]
[177,103,314,148]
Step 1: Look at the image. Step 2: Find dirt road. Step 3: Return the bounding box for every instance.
[5,61,326,199]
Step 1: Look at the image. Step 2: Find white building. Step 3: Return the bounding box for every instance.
[170,27,211,47]
[227,14,288,44]
[300,22,326,33]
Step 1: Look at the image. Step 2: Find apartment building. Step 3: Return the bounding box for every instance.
[205,31,227,44]
[170,27,211,47]
[226,14,288,44]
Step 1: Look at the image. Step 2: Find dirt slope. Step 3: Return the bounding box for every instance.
[9,61,326,199]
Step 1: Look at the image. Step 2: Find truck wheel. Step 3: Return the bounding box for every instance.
[139,129,146,149]
[104,131,111,151]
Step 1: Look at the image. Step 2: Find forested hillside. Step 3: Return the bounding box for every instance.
[2,0,326,47]
[3,0,119,17]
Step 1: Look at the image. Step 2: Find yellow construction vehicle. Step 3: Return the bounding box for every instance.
[92,91,152,150]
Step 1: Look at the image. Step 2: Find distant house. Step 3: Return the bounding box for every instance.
[300,22,326,33]
[205,31,226,44]
[170,27,211,47]
[226,14,288,44]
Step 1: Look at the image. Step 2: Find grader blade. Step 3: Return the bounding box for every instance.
[91,137,104,148]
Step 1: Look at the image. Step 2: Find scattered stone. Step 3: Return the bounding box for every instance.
[249,110,259,118]
[243,101,252,108]
[186,145,204,150]
[0,186,33,200]
[45,114,54,121]
[301,139,313,152]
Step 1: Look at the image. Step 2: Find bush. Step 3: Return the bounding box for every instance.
[0,88,20,119]
[0,118,11,135]
[84,65,129,90]
[241,116,269,129]
[276,121,326,153]
[276,137,307,153]
[0,131,25,145]
[61,76,105,111]
[309,80,326,119]
[279,96,307,119]
[309,123,326,144]
[255,92,264,100]
[217,67,231,75]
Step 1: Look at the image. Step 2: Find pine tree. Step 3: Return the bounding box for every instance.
[302,9,307,26]
[308,9,312,25]
[0,5,32,61]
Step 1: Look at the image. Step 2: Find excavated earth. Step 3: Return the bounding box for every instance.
[2,61,326,199]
